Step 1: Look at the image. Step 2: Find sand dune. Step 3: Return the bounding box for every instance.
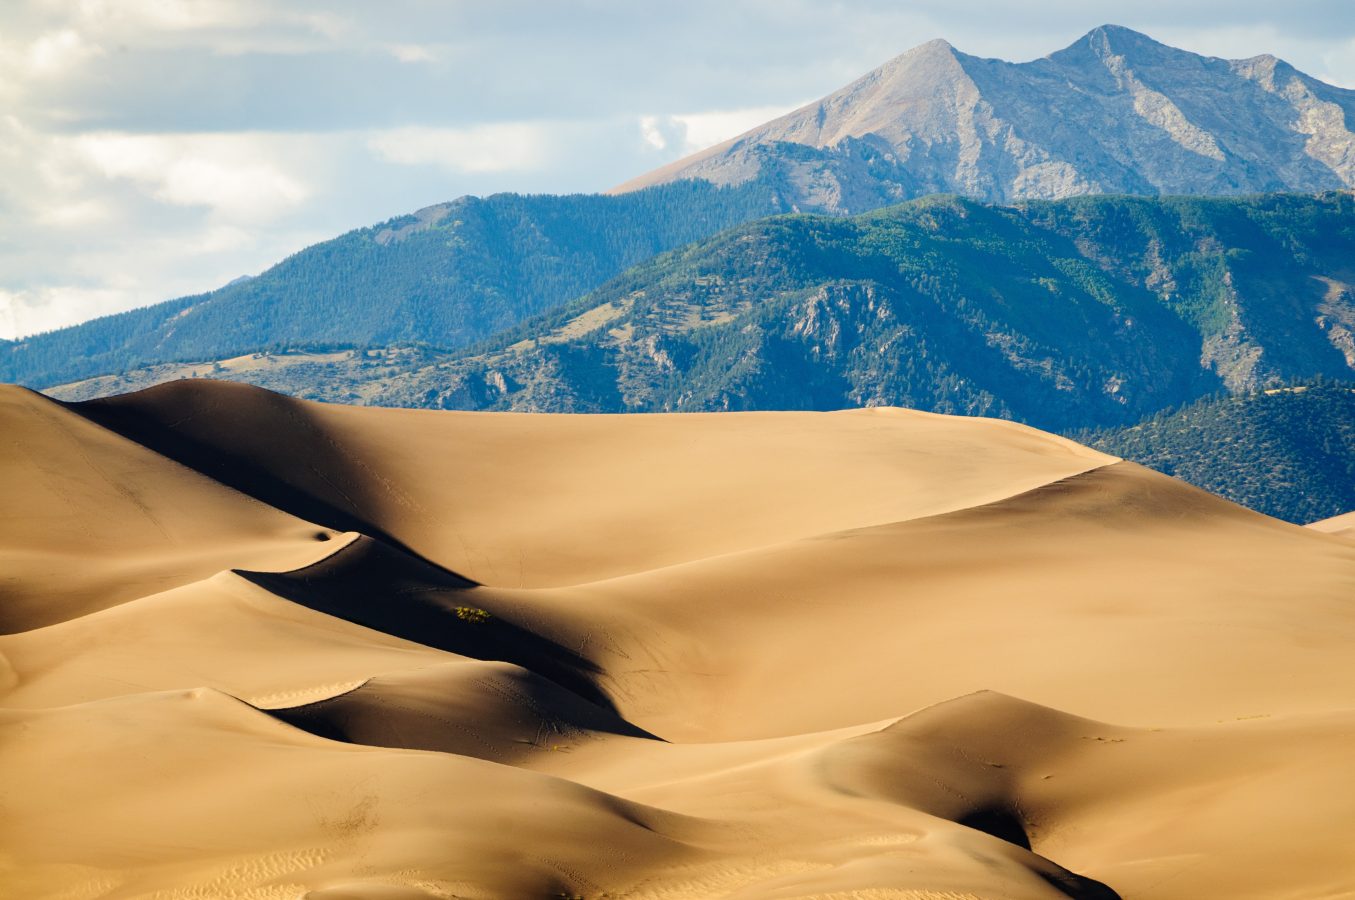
[0,546,455,710]
[519,461,1355,739]
[1308,508,1355,539]
[270,659,658,763]
[0,386,340,631]
[73,381,1111,586]
[4,380,1355,898]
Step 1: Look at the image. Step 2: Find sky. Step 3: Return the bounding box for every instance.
[3,1,1354,339]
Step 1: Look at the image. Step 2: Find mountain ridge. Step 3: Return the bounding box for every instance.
[47,192,1355,434]
[11,27,1355,440]
[0,180,786,389]
[612,25,1355,207]
[344,192,1355,430]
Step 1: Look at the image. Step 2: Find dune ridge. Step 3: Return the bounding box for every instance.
[4,381,1355,898]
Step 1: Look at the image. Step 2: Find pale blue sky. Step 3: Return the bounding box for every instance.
[3,0,1353,338]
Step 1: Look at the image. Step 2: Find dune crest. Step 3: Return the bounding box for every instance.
[1307,508,1355,539]
[72,380,1113,586]
[5,381,1355,898]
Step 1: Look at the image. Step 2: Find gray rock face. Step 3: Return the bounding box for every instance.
[614,25,1355,210]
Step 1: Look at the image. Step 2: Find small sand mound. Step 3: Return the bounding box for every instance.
[270,659,658,762]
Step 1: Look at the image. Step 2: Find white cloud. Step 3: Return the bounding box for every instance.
[32,0,352,57]
[0,284,136,339]
[367,124,549,174]
[26,29,102,77]
[65,0,261,32]
[0,118,330,339]
[159,157,306,215]
[37,198,111,227]
[389,43,436,64]
[638,115,673,151]
[1319,37,1355,88]
[670,105,799,153]
[75,133,309,218]
[638,105,800,156]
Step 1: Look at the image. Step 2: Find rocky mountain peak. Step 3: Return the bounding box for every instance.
[613,28,1355,209]
[1072,24,1164,55]
[1051,23,1194,74]
[905,36,958,58]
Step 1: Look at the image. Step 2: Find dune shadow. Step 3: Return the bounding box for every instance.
[957,805,1118,898]
[68,383,470,579]
[237,536,616,713]
[958,804,1031,850]
[267,660,659,761]
[821,691,1124,900]
[1037,869,1121,900]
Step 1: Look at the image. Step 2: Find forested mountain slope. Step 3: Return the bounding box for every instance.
[3,180,786,389]
[1081,381,1355,524]
[316,192,1355,432]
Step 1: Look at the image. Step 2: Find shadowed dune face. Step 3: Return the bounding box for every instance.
[269,660,659,763]
[237,536,617,711]
[69,382,438,563]
[6,380,1355,898]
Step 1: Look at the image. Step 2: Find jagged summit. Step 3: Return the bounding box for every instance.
[612,26,1355,208]
[910,36,956,53]
[1073,23,1163,49]
[1046,24,1197,72]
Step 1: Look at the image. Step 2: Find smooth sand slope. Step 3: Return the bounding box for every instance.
[3,380,1355,899]
[1308,508,1355,539]
[0,387,341,631]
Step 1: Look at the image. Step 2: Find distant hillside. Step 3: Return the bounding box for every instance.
[1081,382,1355,524]
[47,346,456,407]
[3,180,786,390]
[48,193,1355,432]
[616,25,1355,209]
[238,191,1351,433]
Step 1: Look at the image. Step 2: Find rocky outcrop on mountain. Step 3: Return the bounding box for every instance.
[614,25,1355,210]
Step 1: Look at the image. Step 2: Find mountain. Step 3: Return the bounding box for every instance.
[153,192,1343,433]
[1080,381,1355,524]
[10,27,1355,397]
[0,180,785,390]
[614,25,1355,209]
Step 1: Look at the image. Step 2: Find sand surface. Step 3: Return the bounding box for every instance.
[4,380,1355,899]
[1307,509,1355,539]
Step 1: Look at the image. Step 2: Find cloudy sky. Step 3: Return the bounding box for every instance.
[3,0,1354,338]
